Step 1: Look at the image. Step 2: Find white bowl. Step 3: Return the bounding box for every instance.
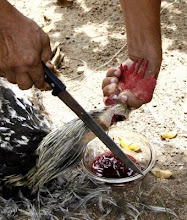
[82,130,156,184]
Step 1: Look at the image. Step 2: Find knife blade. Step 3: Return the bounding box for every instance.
[42,62,143,175]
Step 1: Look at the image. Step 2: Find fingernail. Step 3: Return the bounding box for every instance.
[114,69,120,76]
[108,83,115,92]
[110,77,116,83]
[121,95,127,102]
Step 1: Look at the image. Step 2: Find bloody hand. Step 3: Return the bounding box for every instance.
[102,59,157,108]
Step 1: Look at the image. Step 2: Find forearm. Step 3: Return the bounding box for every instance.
[120,0,162,75]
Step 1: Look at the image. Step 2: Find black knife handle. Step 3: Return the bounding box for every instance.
[42,61,66,96]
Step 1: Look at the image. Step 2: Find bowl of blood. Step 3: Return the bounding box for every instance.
[82,130,156,184]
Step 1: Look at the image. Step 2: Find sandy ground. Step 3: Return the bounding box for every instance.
[9,0,187,219]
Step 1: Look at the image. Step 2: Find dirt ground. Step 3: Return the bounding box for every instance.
[10,0,186,219]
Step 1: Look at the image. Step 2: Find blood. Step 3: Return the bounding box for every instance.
[91,151,140,178]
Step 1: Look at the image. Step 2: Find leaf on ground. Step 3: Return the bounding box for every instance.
[42,23,54,33]
[151,167,173,179]
[160,132,177,139]
[118,136,140,151]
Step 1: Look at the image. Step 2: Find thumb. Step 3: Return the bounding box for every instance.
[118,90,144,108]
[121,58,134,68]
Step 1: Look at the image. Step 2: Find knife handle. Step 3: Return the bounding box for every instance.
[42,61,66,96]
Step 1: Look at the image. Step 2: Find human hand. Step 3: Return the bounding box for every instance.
[102,59,145,108]
[105,0,162,108]
[102,58,158,108]
[0,2,53,90]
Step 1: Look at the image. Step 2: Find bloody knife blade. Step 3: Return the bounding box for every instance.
[42,62,143,175]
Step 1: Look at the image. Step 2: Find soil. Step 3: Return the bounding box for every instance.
[9,0,187,219]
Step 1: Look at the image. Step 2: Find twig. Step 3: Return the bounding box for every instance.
[91,43,127,74]
[69,43,127,91]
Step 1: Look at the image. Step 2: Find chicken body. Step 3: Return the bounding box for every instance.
[0,78,130,191]
[0,79,50,188]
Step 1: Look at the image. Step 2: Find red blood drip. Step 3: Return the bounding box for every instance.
[91,151,140,178]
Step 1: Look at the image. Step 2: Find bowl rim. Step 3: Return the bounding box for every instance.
[82,132,156,184]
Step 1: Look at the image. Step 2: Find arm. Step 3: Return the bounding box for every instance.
[0,0,53,90]
[102,0,162,108]
[121,0,162,75]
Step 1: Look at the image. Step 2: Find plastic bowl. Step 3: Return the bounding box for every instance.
[82,130,156,184]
